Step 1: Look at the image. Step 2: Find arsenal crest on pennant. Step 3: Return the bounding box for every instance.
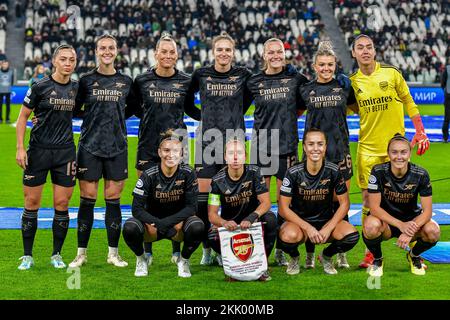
[230,233,254,262]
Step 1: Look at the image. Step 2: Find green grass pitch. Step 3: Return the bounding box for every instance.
[1,104,449,300]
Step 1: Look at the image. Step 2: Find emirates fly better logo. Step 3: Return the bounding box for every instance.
[230,233,255,262]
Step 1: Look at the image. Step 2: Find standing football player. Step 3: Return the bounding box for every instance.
[186,31,253,265]
[246,38,308,267]
[69,34,137,268]
[364,134,440,276]
[133,33,201,265]
[278,129,360,275]
[16,45,78,270]
[349,34,430,268]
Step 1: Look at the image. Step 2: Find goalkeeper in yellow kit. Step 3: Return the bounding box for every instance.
[348,34,430,268]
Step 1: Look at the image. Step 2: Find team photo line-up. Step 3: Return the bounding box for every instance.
[15,30,440,280]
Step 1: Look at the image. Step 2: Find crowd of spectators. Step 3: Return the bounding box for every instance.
[23,0,324,79]
[334,0,449,83]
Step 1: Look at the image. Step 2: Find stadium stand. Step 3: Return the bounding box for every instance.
[333,0,449,83]
[22,0,324,79]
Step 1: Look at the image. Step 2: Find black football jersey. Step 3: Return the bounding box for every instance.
[75,69,137,157]
[132,163,198,218]
[280,161,347,224]
[247,65,308,155]
[368,162,432,222]
[187,65,252,148]
[133,68,200,161]
[210,165,268,223]
[23,76,78,148]
[298,79,356,162]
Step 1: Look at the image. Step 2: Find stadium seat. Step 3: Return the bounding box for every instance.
[256,13,263,27]
[257,43,264,57]
[42,42,51,55]
[132,67,141,79]
[147,49,155,66]
[84,16,92,30]
[119,23,127,37]
[235,49,242,62]
[249,43,256,58]
[123,67,132,77]
[139,49,147,63]
[0,30,5,53]
[33,48,42,60]
[176,60,185,72]
[130,48,138,63]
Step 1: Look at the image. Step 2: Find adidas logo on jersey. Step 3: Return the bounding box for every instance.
[225,189,232,195]
[258,83,264,88]
[300,182,307,187]
[150,83,156,88]
[309,90,315,95]
[206,76,212,81]
[50,90,57,96]
[156,184,162,189]
[385,182,391,187]
[93,82,100,87]
[357,88,363,94]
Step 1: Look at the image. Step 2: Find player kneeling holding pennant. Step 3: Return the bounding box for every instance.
[207,137,277,281]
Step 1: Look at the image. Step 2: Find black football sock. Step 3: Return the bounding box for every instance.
[181,216,204,259]
[197,192,210,248]
[323,231,360,257]
[105,198,122,248]
[21,209,38,256]
[278,239,300,258]
[172,240,181,254]
[411,238,437,256]
[144,242,153,255]
[52,209,70,255]
[305,240,315,254]
[122,218,144,256]
[362,233,383,259]
[77,197,95,248]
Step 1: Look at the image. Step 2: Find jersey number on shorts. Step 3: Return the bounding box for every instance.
[66,161,77,177]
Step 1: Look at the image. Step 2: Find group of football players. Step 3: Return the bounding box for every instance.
[15,31,440,280]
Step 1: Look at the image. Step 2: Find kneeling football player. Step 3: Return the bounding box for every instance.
[278,128,360,275]
[123,130,204,278]
[207,137,277,281]
[363,134,440,276]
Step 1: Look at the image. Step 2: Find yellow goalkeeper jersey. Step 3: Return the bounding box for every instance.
[350,62,419,156]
